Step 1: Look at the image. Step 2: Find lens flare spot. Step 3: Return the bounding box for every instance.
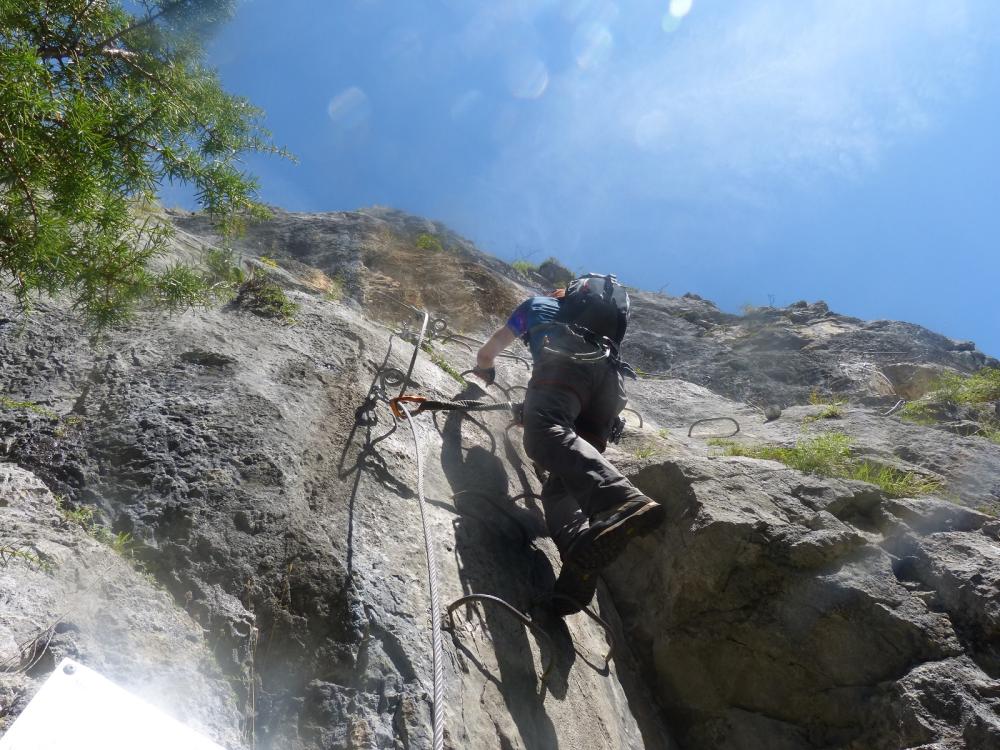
[506,57,550,100]
[669,0,693,18]
[326,86,370,130]
[573,23,614,70]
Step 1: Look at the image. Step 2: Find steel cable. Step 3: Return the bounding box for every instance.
[400,402,446,750]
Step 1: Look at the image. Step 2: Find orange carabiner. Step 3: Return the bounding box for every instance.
[389,395,427,420]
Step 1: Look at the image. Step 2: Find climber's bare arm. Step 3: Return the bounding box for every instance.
[475,326,517,373]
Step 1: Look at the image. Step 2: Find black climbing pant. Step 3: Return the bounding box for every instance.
[521,325,646,558]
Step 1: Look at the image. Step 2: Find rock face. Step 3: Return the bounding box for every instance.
[1,206,999,749]
[0,464,243,745]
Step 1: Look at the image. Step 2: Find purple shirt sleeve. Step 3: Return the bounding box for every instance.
[506,299,532,338]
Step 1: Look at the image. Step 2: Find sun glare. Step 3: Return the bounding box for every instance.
[669,0,693,19]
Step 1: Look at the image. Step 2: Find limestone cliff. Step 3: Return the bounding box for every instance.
[1,207,998,749]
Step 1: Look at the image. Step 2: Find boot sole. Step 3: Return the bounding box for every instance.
[552,567,599,616]
[569,502,666,571]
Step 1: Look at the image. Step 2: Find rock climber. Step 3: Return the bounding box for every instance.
[473,274,665,614]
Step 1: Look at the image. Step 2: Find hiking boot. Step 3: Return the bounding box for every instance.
[552,561,599,616]
[564,496,665,571]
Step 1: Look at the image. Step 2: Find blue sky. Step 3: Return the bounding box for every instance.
[166,0,1000,355]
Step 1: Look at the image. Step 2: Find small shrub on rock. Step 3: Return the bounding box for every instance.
[537,257,574,286]
[900,367,1000,441]
[511,260,538,275]
[416,233,444,253]
[233,273,298,322]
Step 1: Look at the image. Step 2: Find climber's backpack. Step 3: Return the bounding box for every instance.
[555,273,630,345]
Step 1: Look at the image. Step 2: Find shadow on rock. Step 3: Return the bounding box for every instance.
[438,386,569,749]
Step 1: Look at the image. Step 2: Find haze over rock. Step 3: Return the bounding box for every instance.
[2,207,998,749]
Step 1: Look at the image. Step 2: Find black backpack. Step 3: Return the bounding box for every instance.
[555,273,630,344]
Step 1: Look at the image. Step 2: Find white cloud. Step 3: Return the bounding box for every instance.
[466,0,999,251]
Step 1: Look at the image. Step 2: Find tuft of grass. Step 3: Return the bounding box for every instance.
[805,391,845,421]
[0,396,58,419]
[657,428,670,439]
[416,233,444,253]
[203,247,246,290]
[850,462,941,497]
[57,497,134,555]
[804,401,844,422]
[978,424,1000,445]
[511,259,538,275]
[713,433,940,498]
[322,275,344,302]
[634,444,656,459]
[258,256,280,269]
[719,433,854,476]
[933,368,1000,405]
[53,414,85,439]
[233,272,298,322]
[899,368,1000,441]
[900,400,938,426]
[420,342,467,386]
[0,543,53,572]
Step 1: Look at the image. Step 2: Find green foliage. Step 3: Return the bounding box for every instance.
[52,413,85,438]
[420,342,467,385]
[804,393,845,422]
[719,433,854,476]
[57,496,133,553]
[899,400,938,426]
[258,256,279,269]
[899,368,1000,442]
[0,542,52,572]
[153,262,213,309]
[511,259,538,275]
[634,444,656,459]
[415,233,444,253]
[978,424,1000,445]
[322,274,343,302]
[537,256,573,285]
[201,246,244,300]
[0,0,291,325]
[232,271,297,322]
[657,428,670,439]
[850,462,941,497]
[933,368,1000,405]
[714,433,940,497]
[204,247,243,284]
[0,394,57,418]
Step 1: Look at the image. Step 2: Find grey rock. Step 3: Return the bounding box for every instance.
[603,449,1000,749]
[0,464,243,748]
